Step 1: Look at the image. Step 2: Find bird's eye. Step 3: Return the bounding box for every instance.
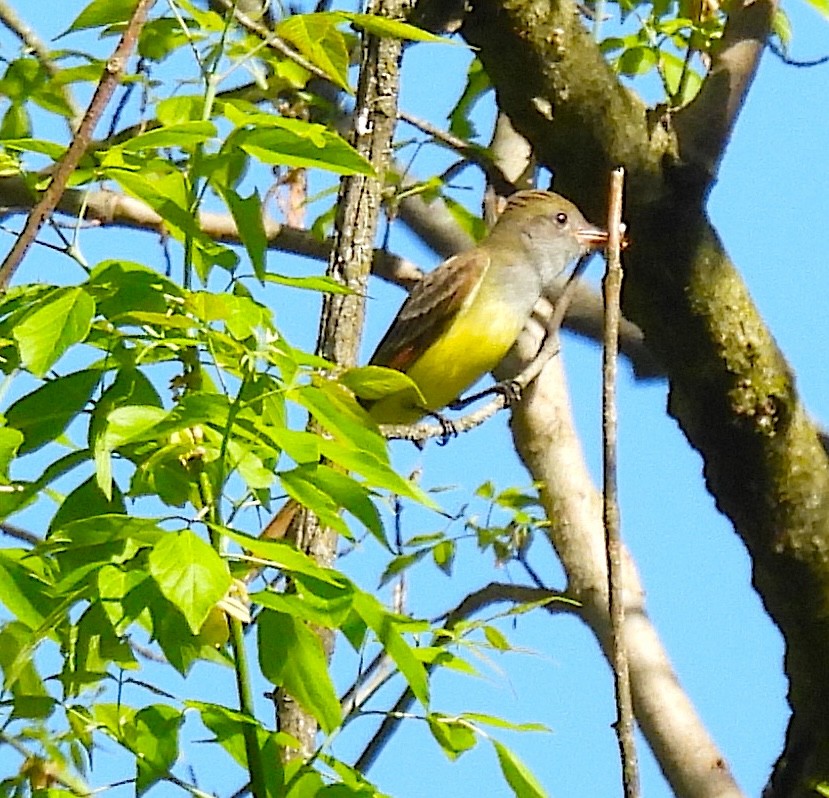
[555,212,568,226]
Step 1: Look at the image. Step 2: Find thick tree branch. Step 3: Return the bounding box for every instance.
[276,0,412,761]
[499,332,745,798]
[460,0,829,793]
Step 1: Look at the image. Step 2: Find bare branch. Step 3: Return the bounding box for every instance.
[673,0,778,182]
[1,521,40,546]
[502,342,745,798]
[0,0,156,289]
[602,168,639,798]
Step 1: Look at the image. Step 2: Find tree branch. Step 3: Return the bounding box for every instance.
[0,0,156,289]
[461,2,829,791]
[501,333,745,798]
[276,0,412,760]
[673,0,777,183]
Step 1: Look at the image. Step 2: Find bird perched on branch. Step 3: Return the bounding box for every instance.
[365,189,608,424]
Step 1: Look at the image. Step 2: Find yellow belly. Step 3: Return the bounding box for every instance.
[368,294,525,425]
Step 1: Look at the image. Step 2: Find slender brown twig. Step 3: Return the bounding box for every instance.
[353,582,571,772]
[603,167,639,798]
[0,0,156,290]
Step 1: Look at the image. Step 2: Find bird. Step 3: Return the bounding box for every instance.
[364,189,608,424]
[256,190,607,545]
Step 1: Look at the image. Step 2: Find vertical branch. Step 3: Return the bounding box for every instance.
[275,0,412,760]
[603,168,639,798]
[0,0,156,289]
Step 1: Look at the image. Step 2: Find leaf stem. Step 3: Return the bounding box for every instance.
[229,615,269,798]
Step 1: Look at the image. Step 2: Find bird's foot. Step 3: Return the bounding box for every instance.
[449,379,523,412]
[493,379,523,407]
[426,410,458,446]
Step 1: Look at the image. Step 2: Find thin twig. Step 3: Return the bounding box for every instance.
[602,167,639,798]
[397,109,516,195]
[354,581,570,772]
[0,0,81,130]
[767,38,829,67]
[0,0,156,290]
[1,521,40,545]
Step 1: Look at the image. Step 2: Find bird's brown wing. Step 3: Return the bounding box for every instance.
[369,248,490,373]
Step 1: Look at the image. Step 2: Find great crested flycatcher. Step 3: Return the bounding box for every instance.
[364,189,608,424]
[258,190,607,543]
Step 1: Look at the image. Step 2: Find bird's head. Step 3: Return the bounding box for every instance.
[491,190,609,278]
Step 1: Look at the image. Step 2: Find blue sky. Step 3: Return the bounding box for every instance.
[1,1,828,796]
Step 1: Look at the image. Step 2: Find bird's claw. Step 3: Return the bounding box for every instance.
[427,410,458,446]
[493,379,523,407]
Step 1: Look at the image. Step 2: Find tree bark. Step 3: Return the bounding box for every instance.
[460,0,829,793]
[275,0,412,761]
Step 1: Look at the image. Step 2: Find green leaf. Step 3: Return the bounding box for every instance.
[0,137,68,160]
[463,712,550,733]
[87,260,184,318]
[188,700,292,770]
[352,590,429,707]
[101,405,167,450]
[318,437,432,507]
[6,368,101,454]
[221,188,267,281]
[307,465,385,541]
[184,291,271,340]
[13,287,95,377]
[343,11,449,42]
[234,117,375,176]
[278,467,351,538]
[147,530,232,634]
[0,550,53,630]
[378,549,429,587]
[218,525,347,585]
[65,0,140,32]
[339,365,423,403]
[253,573,354,629]
[117,121,216,152]
[432,539,455,575]
[49,476,126,533]
[448,57,491,139]
[132,705,184,794]
[257,609,342,734]
[71,602,136,688]
[443,195,488,242]
[0,426,23,481]
[292,381,387,461]
[662,51,703,105]
[276,13,352,91]
[492,740,548,798]
[428,713,477,759]
[106,170,237,280]
[0,622,49,697]
[263,273,354,294]
[483,624,511,651]
[617,46,658,76]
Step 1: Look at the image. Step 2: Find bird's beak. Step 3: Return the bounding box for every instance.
[576,224,610,250]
